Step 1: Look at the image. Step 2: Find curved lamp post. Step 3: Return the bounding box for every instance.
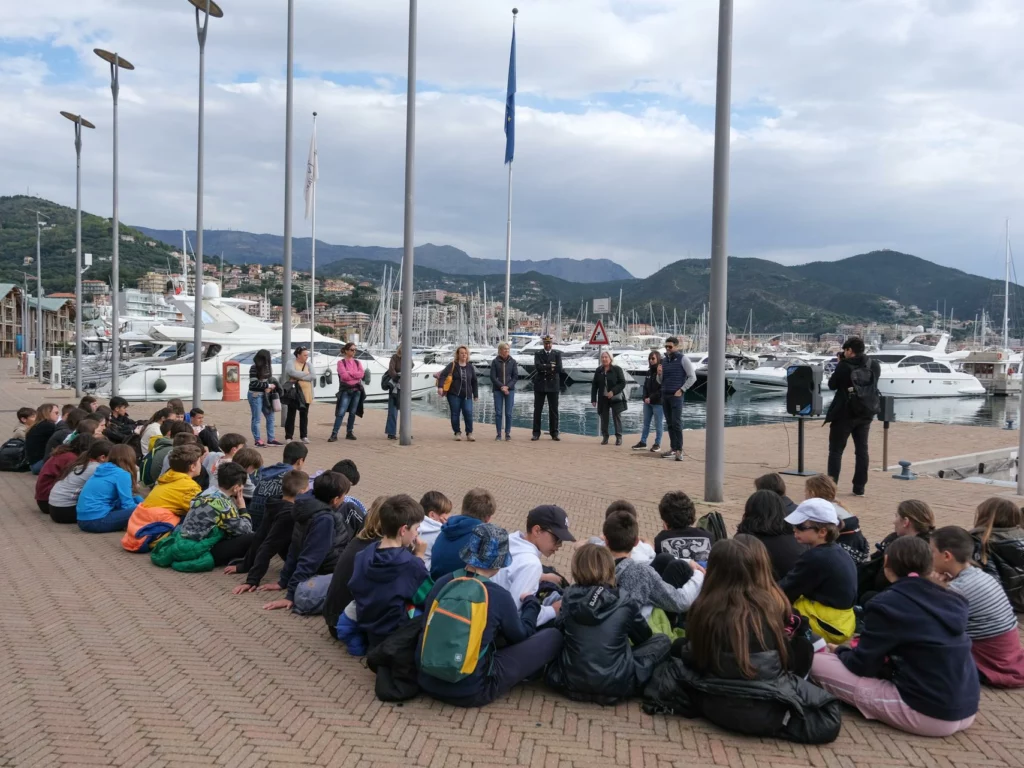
[94,49,134,397]
[60,111,96,397]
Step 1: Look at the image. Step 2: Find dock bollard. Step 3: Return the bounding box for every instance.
[892,460,917,481]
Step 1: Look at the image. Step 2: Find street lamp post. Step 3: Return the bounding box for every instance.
[399,0,418,446]
[33,212,45,382]
[94,49,135,397]
[60,111,96,397]
[187,0,223,409]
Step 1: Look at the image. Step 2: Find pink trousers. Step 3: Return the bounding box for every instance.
[811,652,975,737]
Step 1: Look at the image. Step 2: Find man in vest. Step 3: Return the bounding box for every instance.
[825,337,881,497]
[659,336,697,461]
[531,336,563,441]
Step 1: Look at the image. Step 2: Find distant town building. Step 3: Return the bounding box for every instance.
[120,234,135,243]
[137,271,169,294]
[82,280,109,297]
[0,284,24,357]
[27,295,76,351]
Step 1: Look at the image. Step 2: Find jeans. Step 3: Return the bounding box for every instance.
[447,394,474,435]
[385,393,399,437]
[663,394,684,452]
[331,389,359,436]
[247,391,275,443]
[640,403,664,445]
[285,405,309,440]
[532,391,559,436]
[493,389,514,435]
[78,506,136,533]
[828,418,871,492]
[30,459,43,475]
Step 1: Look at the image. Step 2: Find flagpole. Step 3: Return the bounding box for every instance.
[503,8,517,342]
[310,112,317,369]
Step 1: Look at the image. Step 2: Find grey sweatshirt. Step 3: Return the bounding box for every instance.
[614,557,704,617]
[48,461,101,508]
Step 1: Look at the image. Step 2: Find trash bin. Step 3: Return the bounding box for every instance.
[222,361,241,402]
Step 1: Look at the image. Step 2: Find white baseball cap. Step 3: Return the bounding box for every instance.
[785,498,839,526]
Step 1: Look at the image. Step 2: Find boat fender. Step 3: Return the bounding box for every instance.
[362,367,371,385]
[153,378,167,394]
[215,374,223,392]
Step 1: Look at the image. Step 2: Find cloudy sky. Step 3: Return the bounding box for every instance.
[3,0,1024,279]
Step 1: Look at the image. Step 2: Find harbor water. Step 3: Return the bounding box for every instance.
[366,380,1024,437]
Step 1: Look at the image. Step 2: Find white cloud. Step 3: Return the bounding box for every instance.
[1,0,1024,280]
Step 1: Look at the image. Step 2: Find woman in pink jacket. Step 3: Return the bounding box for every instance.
[329,342,365,442]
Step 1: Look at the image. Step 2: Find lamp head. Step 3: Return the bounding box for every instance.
[94,49,135,70]
[186,0,224,18]
[60,111,96,129]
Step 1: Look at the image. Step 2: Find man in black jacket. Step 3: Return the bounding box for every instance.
[825,337,881,497]
[531,336,563,441]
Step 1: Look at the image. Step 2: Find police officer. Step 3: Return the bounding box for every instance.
[531,335,563,441]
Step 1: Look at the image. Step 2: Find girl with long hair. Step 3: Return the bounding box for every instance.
[26,402,60,473]
[632,349,663,452]
[736,490,806,580]
[76,443,145,533]
[971,497,1024,611]
[34,432,95,514]
[859,499,936,602]
[247,349,280,447]
[47,440,112,524]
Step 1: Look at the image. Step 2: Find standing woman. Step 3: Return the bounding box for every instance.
[489,342,518,441]
[592,350,627,446]
[284,346,316,444]
[385,344,402,440]
[438,345,479,441]
[248,349,280,447]
[633,350,663,452]
[330,342,365,442]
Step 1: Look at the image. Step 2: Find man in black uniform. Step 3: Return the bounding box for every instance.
[531,335,563,441]
[825,337,881,497]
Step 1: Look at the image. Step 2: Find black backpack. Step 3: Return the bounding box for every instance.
[696,511,728,544]
[847,363,880,419]
[0,438,28,472]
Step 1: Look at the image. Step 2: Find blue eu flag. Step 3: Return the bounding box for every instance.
[504,27,516,165]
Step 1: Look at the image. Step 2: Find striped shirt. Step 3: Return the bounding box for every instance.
[948,566,1018,640]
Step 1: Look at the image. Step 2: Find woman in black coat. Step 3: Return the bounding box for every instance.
[591,350,627,445]
[736,490,806,581]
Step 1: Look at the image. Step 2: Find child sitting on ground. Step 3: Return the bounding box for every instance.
[586,500,656,564]
[77,444,144,533]
[418,490,452,570]
[932,525,1024,688]
[229,447,262,507]
[971,497,1024,612]
[177,462,254,567]
[429,488,495,580]
[417,523,563,708]
[754,472,797,515]
[805,474,868,564]
[324,496,387,648]
[261,471,353,613]
[779,499,857,643]
[122,444,203,553]
[330,458,365,520]
[605,510,704,621]
[811,536,979,737]
[546,543,671,704]
[654,491,712,561]
[47,440,112,524]
[858,499,936,603]
[140,408,172,456]
[349,494,432,649]
[35,433,94,514]
[232,470,307,593]
[14,407,35,440]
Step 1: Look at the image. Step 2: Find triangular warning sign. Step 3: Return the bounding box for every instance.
[589,320,609,345]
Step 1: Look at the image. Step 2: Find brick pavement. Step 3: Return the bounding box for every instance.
[2,360,1024,766]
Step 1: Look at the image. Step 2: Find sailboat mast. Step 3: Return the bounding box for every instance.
[1004,219,1011,351]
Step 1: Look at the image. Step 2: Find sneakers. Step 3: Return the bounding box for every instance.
[661,449,675,458]
[615,435,622,446]
[267,440,283,446]
[254,440,266,448]
[466,434,475,442]
[495,434,503,442]
[531,434,540,441]
[345,433,356,441]
[852,487,865,497]
[505,434,512,441]
[650,443,661,452]
[327,434,338,443]
[301,437,310,444]
[632,441,647,450]
[675,451,683,462]
[453,434,462,441]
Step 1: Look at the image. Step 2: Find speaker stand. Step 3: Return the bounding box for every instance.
[781,417,819,477]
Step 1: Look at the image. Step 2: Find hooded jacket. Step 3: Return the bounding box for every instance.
[836,576,979,722]
[418,516,443,571]
[546,585,661,704]
[140,470,200,515]
[249,462,293,529]
[77,462,143,522]
[25,419,58,465]
[489,355,519,390]
[349,541,431,645]
[642,364,663,406]
[35,452,76,502]
[278,497,352,599]
[972,526,1024,612]
[323,536,377,638]
[825,354,881,424]
[146,436,173,484]
[429,515,485,580]
[491,532,557,626]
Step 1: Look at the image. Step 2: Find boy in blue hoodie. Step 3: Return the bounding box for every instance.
[349,494,433,649]
[429,488,495,580]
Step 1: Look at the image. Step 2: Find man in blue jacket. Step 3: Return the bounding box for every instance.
[659,337,696,462]
[429,488,495,580]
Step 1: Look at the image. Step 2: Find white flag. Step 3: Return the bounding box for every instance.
[304,124,318,220]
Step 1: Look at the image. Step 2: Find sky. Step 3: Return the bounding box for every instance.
[3,0,1024,280]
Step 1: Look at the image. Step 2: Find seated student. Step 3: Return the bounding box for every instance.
[104,396,134,445]
[248,441,307,529]
[779,499,857,643]
[812,536,979,737]
[47,440,112,524]
[492,505,576,626]
[653,491,712,561]
[26,403,60,474]
[418,523,563,707]
[349,494,433,648]
[77,444,144,533]
[586,500,656,564]
[858,499,935,602]
[232,470,308,592]
[79,395,99,414]
[140,408,172,455]
[737,490,806,581]
[14,407,36,440]
[174,462,254,566]
[604,510,704,619]
[261,471,354,612]
[971,496,1024,612]
[804,474,868,564]
[932,526,1024,688]
[323,496,387,647]
[330,458,364,510]
[189,407,205,433]
[228,446,262,507]
[205,432,246,477]
[35,433,94,514]
[546,543,671,704]
[418,491,452,571]
[645,536,840,744]
[167,398,187,422]
[43,407,87,463]
[754,472,798,515]
[429,488,495,581]
[122,445,203,553]
[146,422,192,483]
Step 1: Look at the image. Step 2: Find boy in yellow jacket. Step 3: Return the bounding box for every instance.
[122,445,203,553]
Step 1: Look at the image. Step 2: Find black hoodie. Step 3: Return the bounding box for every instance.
[836,576,979,722]
[826,354,880,424]
[278,497,352,599]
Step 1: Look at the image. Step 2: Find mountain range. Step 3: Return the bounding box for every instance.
[132,227,634,284]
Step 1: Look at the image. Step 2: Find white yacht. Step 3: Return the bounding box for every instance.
[874,353,986,398]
